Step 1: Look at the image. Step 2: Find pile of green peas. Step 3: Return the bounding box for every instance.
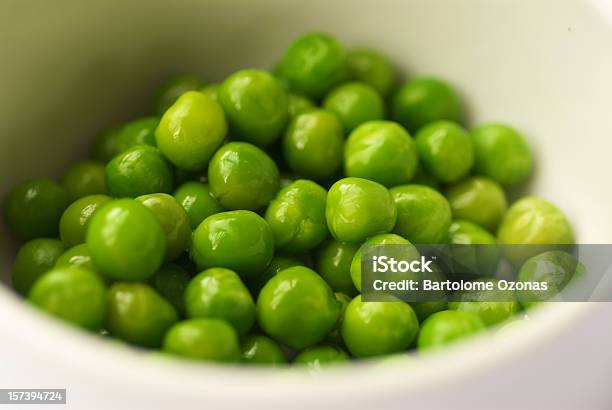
[3,32,575,367]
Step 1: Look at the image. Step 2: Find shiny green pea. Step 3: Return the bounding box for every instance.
[116,117,159,152]
[323,82,385,132]
[173,181,224,229]
[163,318,241,362]
[417,310,485,350]
[59,194,112,247]
[315,239,359,296]
[347,48,396,97]
[241,335,287,366]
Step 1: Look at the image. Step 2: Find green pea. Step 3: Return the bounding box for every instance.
[415,121,474,183]
[344,121,418,187]
[323,82,385,132]
[105,145,174,198]
[136,193,191,261]
[149,264,191,316]
[257,266,340,349]
[241,335,287,366]
[59,194,112,247]
[417,310,485,350]
[219,69,289,146]
[191,210,274,280]
[208,142,280,210]
[61,161,107,201]
[471,123,532,185]
[448,220,497,245]
[288,93,316,117]
[391,77,462,133]
[116,117,159,152]
[28,266,106,331]
[265,179,328,254]
[163,318,241,362]
[342,296,419,358]
[449,279,520,326]
[106,283,178,348]
[156,91,227,171]
[498,196,574,245]
[294,345,349,368]
[326,177,397,243]
[350,233,416,292]
[315,239,359,296]
[247,255,304,297]
[445,176,507,232]
[86,199,166,281]
[173,181,224,229]
[283,109,344,181]
[391,184,452,244]
[93,127,121,162]
[55,244,95,272]
[185,268,255,336]
[517,250,584,309]
[13,238,65,295]
[347,48,396,97]
[4,178,69,240]
[410,300,448,323]
[199,83,220,102]
[153,74,204,115]
[278,32,349,99]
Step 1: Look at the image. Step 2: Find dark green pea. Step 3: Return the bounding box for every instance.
[55,244,95,272]
[4,178,69,240]
[28,266,106,330]
[136,193,191,261]
[257,266,340,349]
[415,121,474,183]
[191,210,274,280]
[323,82,385,132]
[86,199,166,281]
[314,239,359,296]
[278,32,349,99]
[517,250,584,309]
[445,176,507,232]
[61,161,107,201]
[199,83,219,102]
[326,177,397,243]
[288,93,316,117]
[347,48,396,97]
[265,179,328,254]
[471,123,532,186]
[344,121,418,187]
[105,145,174,198]
[13,238,65,295]
[241,335,287,366]
[185,268,255,336]
[342,296,419,358]
[163,318,241,362]
[116,117,159,152]
[59,194,112,247]
[173,181,224,229]
[417,310,485,350]
[325,292,352,347]
[247,255,304,297]
[106,283,178,348]
[156,91,227,171]
[283,109,344,181]
[93,127,121,162]
[149,264,191,316]
[391,77,462,133]
[208,142,280,210]
[219,69,289,146]
[449,279,520,326]
[391,184,452,244]
[153,74,204,115]
[294,345,349,368]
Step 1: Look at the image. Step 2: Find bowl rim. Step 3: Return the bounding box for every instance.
[0,284,594,402]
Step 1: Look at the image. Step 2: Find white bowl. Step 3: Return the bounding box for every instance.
[2,1,612,409]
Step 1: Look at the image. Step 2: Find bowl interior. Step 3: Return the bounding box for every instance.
[1,0,612,405]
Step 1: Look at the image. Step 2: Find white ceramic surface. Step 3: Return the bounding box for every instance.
[1,0,612,409]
